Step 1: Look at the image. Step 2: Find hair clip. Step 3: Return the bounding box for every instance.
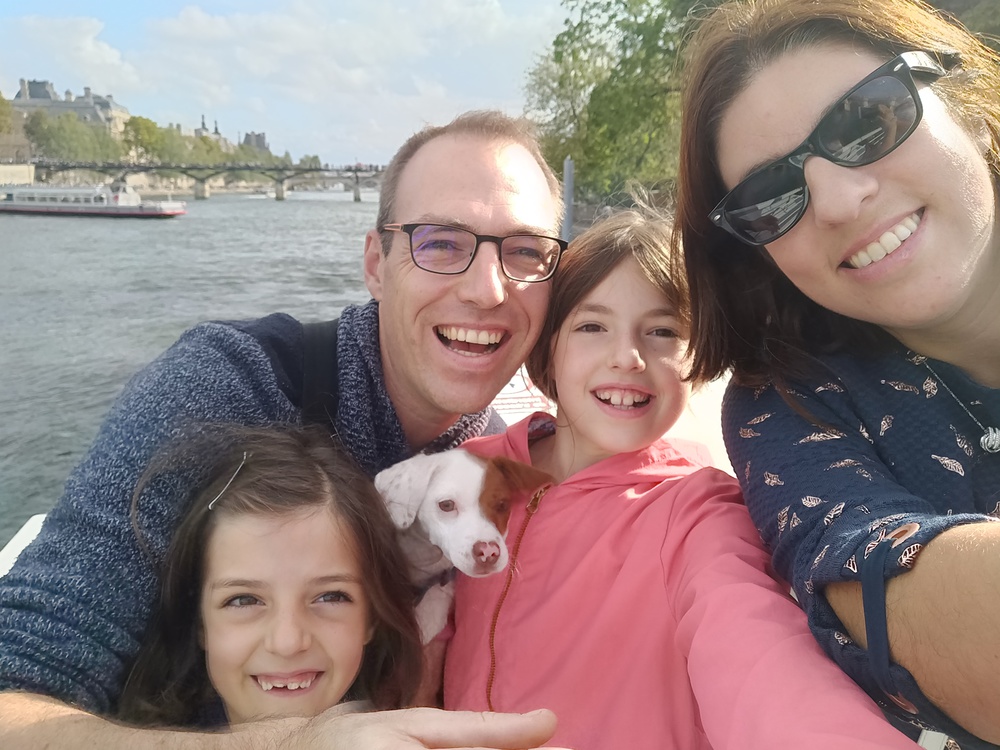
[208,451,250,510]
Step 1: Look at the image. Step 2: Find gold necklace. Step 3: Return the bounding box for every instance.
[924,361,1000,453]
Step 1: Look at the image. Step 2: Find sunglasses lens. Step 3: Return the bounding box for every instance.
[817,75,918,165]
[723,162,807,245]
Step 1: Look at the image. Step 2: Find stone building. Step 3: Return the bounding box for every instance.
[12,79,130,137]
[242,131,269,152]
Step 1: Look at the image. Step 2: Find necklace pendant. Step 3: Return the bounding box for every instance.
[982,428,1000,454]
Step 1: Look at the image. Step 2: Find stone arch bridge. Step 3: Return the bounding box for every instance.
[27,160,384,200]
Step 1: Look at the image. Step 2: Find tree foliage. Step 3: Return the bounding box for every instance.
[122,116,163,163]
[24,110,121,162]
[0,91,12,135]
[928,0,1000,50]
[526,0,716,201]
[529,0,997,202]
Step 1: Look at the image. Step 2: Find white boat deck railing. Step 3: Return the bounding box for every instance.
[0,513,45,577]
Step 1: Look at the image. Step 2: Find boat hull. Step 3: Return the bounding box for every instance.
[0,204,186,218]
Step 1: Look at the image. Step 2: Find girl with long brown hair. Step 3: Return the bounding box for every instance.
[118,424,421,726]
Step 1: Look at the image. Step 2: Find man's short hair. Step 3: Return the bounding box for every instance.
[376,110,564,254]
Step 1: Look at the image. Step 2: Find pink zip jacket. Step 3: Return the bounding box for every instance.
[444,414,919,750]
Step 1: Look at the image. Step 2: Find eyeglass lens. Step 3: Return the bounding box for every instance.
[408,224,561,281]
[722,71,918,245]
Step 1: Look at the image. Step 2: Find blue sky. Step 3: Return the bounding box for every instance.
[0,1,566,164]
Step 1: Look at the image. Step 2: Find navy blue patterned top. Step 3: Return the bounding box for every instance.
[723,346,1000,747]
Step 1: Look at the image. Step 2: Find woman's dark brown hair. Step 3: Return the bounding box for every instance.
[675,0,1000,388]
[118,424,421,726]
[527,206,689,401]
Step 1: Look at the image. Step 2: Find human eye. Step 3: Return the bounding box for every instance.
[651,327,679,339]
[505,238,546,261]
[575,322,605,334]
[316,590,354,605]
[223,593,262,608]
[409,226,474,272]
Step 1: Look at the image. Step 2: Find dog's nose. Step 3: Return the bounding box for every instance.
[473,540,501,565]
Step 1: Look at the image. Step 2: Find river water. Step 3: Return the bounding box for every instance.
[0,190,379,546]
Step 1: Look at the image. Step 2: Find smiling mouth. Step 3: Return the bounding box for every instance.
[254,672,321,692]
[436,326,504,355]
[843,211,921,269]
[594,389,651,409]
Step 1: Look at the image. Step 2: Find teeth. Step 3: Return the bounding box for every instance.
[438,327,503,345]
[257,675,314,691]
[847,212,920,269]
[595,389,650,407]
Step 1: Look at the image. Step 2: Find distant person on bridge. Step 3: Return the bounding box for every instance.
[0,110,569,750]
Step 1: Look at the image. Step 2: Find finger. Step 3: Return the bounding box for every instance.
[400,707,562,749]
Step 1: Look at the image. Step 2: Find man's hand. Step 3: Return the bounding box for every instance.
[2,692,569,750]
[254,705,567,750]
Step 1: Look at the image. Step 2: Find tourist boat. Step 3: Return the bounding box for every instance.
[0,181,186,218]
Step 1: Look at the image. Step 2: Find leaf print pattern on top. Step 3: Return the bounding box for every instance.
[797,430,845,443]
[922,377,938,398]
[880,415,894,436]
[764,472,783,486]
[898,544,922,569]
[722,346,1000,737]
[931,455,965,476]
[881,379,921,395]
[951,426,973,457]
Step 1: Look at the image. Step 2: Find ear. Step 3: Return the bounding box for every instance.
[489,456,554,493]
[363,228,386,301]
[373,455,438,529]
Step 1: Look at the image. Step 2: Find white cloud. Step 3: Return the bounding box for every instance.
[3,16,143,96]
[0,0,566,162]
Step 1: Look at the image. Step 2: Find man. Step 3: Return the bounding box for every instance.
[0,111,568,749]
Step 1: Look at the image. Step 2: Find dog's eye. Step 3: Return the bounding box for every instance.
[438,499,456,513]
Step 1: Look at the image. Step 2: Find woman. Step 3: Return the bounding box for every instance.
[675,0,1000,747]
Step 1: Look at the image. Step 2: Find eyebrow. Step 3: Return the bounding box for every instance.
[209,574,362,591]
[733,81,857,182]
[409,214,556,237]
[575,302,680,318]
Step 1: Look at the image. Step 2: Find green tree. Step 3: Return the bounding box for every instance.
[122,116,163,163]
[526,0,718,200]
[189,134,225,164]
[157,126,191,164]
[23,110,121,161]
[0,91,12,134]
[929,0,1000,50]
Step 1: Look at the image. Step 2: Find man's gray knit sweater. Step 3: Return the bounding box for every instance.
[0,303,503,712]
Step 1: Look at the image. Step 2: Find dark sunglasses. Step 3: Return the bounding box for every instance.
[709,50,948,246]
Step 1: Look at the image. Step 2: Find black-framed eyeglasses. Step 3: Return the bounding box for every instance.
[380,223,567,282]
[709,50,949,247]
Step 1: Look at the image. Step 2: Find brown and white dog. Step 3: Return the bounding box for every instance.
[374,449,552,644]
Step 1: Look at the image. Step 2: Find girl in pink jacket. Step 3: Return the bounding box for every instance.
[443,209,921,750]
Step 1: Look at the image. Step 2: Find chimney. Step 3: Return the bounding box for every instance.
[19,79,29,98]
[65,90,74,102]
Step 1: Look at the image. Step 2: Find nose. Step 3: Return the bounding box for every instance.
[609,334,645,372]
[456,240,507,309]
[264,607,311,657]
[473,540,501,565]
[803,157,879,228]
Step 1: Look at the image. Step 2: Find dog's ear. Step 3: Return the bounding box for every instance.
[374,454,439,529]
[489,456,554,493]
